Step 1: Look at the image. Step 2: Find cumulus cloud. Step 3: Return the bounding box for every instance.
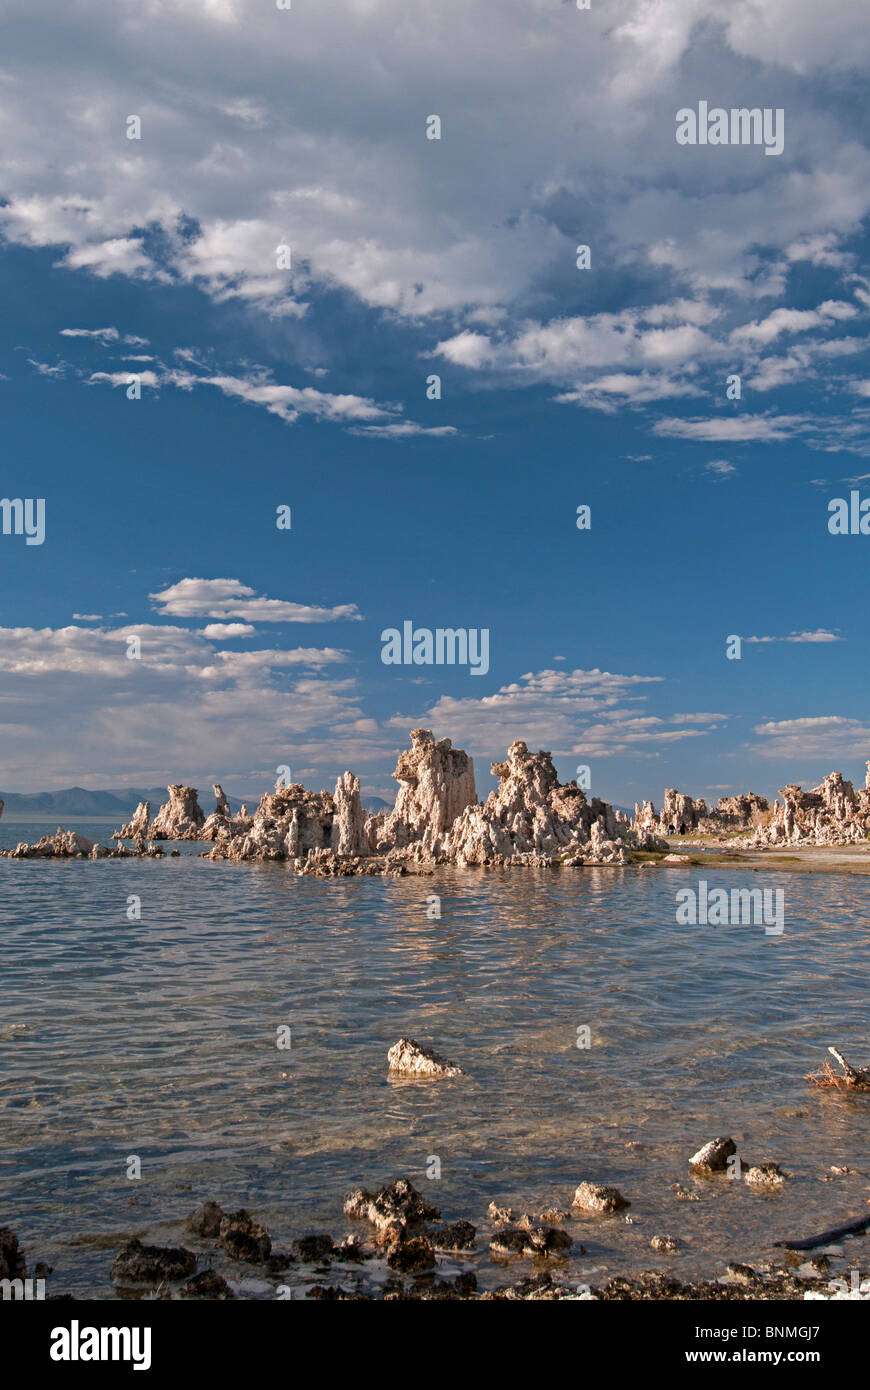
[386,667,725,763]
[0,619,369,784]
[200,622,256,639]
[0,0,868,442]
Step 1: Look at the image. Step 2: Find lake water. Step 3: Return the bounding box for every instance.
[2,819,869,1297]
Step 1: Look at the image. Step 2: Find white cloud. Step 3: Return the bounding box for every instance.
[386,666,724,762]
[150,577,362,623]
[752,715,870,761]
[0,619,372,784]
[654,414,805,443]
[200,622,256,638]
[744,630,842,644]
[731,301,859,347]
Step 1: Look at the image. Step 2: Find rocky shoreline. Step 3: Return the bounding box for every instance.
[6,1042,868,1303]
[3,1168,860,1302]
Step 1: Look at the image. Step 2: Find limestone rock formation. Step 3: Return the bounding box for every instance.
[370,729,477,854]
[205,729,661,868]
[444,740,658,865]
[4,728,665,871]
[715,792,769,828]
[331,772,369,856]
[6,828,100,858]
[209,779,335,861]
[200,784,254,842]
[149,785,205,840]
[634,789,705,837]
[634,787,772,839]
[114,800,150,840]
[745,769,870,847]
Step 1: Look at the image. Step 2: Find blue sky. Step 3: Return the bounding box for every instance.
[1,0,870,807]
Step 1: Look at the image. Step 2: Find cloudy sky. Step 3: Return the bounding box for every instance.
[1,0,869,805]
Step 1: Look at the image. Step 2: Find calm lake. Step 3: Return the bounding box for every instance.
[2,821,869,1296]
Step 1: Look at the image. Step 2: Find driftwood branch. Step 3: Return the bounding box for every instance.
[805,1045,870,1092]
[776,1214,870,1252]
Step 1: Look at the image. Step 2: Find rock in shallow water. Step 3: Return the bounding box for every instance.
[387,1037,464,1078]
[185,1200,224,1238]
[490,1223,572,1257]
[432,1220,476,1251]
[291,1233,334,1261]
[111,1238,196,1283]
[0,1226,26,1279]
[219,1210,271,1263]
[689,1137,737,1174]
[386,1235,436,1272]
[343,1178,440,1236]
[572,1182,631,1214]
[651,1234,679,1253]
[744,1162,789,1186]
[179,1269,235,1299]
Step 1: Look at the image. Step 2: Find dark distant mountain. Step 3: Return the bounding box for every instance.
[362,795,391,814]
[0,786,258,817]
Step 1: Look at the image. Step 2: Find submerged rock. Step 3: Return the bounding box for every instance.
[111,1238,196,1283]
[573,1182,631,1214]
[744,1162,789,1187]
[387,1037,464,1079]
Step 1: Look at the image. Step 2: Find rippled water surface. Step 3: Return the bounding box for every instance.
[2,820,870,1296]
